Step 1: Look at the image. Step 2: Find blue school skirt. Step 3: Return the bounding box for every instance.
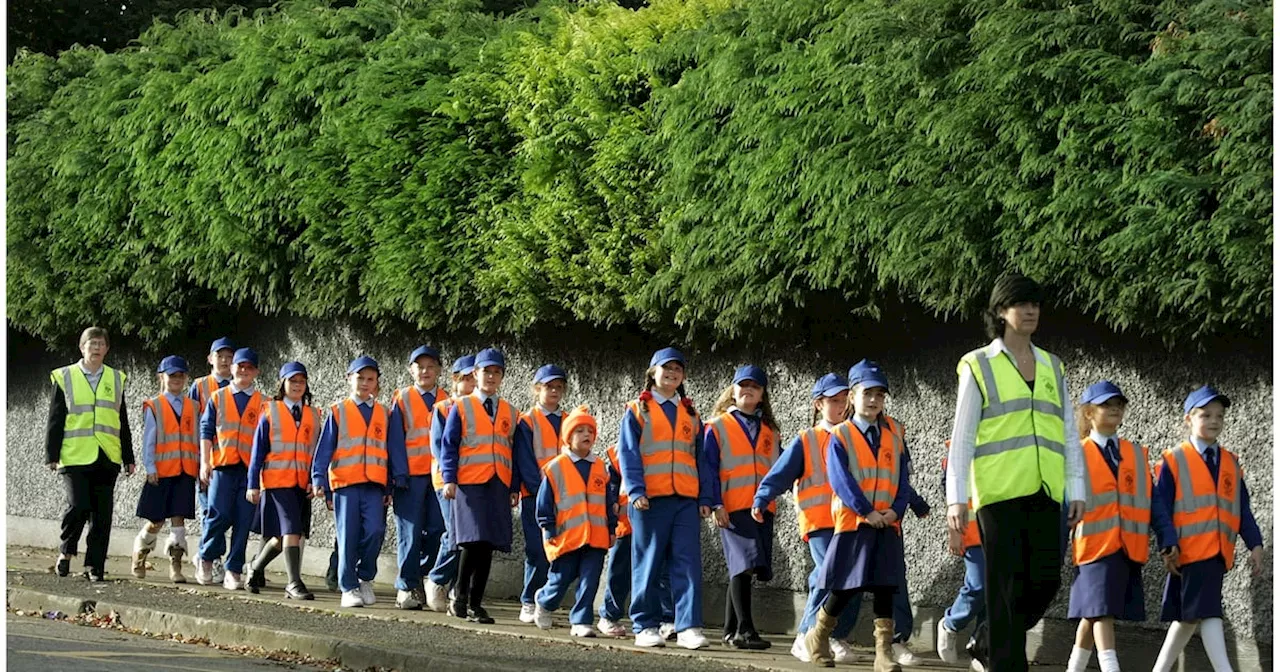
[136,473,197,522]
[720,509,774,581]
[451,477,513,553]
[253,487,312,539]
[817,524,904,592]
[1067,551,1145,620]
[1160,556,1226,622]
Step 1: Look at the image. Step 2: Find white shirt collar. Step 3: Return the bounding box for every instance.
[728,405,760,419]
[473,391,498,405]
[413,384,440,397]
[850,415,877,433]
[78,361,103,377]
[164,391,185,405]
[649,389,679,406]
[817,419,838,431]
[1089,430,1118,448]
[985,338,1047,367]
[351,395,374,407]
[1189,435,1219,454]
[230,382,255,395]
[283,398,302,411]
[568,451,596,463]
[213,373,230,384]
[538,404,562,418]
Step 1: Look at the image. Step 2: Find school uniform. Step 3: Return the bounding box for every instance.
[616,387,714,635]
[598,446,676,628]
[426,395,460,587]
[137,392,199,523]
[439,392,520,553]
[535,450,618,625]
[1067,430,1149,621]
[514,405,563,606]
[938,455,986,636]
[388,384,448,594]
[199,382,266,576]
[312,395,390,593]
[190,372,230,520]
[248,398,318,540]
[1152,436,1262,622]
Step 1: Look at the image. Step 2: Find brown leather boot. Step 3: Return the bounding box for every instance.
[167,542,187,583]
[804,608,838,667]
[874,618,903,672]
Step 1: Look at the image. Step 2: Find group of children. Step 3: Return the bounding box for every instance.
[123,339,1263,672]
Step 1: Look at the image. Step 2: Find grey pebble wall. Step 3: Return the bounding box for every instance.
[6,314,1271,656]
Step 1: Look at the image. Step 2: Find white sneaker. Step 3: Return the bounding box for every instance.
[831,638,856,663]
[894,642,924,666]
[970,659,986,672]
[597,618,628,637]
[396,589,420,610]
[425,580,449,612]
[222,571,244,591]
[210,558,226,584]
[791,633,811,662]
[341,589,364,608]
[195,560,214,585]
[533,605,553,630]
[359,580,376,605]
[676,628,710,650]
[937,621,959,664]
[634,627,665,647]
[570,624,597,638]
[659,622,676,641]
[519,603,537,624]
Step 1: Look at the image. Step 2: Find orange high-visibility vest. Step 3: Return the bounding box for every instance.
[606,446,631,538]
[519,407,563,497]
[193,375,224,412]
[430,397,454,490]
[327,399,389,489]
[1074,437,1151,565]
[261,401,320,490]
[831,417,903,534]
[627,398,699,499]
[707,412,777,514]
[942,445,981,549]
[454,395,518,487]
[794,427,834,540]
[1161,442,1242,569]
[143,395,199,478]
[394,386,442,478]
[542,454,611,561]
[211,386,265,468]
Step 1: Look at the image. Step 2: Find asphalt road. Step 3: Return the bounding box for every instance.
[6,613,326,672]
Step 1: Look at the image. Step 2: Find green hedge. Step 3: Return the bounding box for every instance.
[7,0,1271,347]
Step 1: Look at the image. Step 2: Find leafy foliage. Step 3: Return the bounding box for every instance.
[6,0,1271,348]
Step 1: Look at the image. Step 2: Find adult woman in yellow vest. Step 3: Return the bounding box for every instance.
[804,360,909,671]
[245,361,319,600]
[197,347,264,589]
[45,326,135,581]
[1064,381,1150,672]
[945,274,1085,672]
[514,364,568,623]
[439,348,521,624]
[132,356,198,583]
[388,345,448,610]
[188,336,235,581]
[616,347,714,650]
[423,354,477,611]
[705,365,779,651]
[753,373,860,662]
[1150,386,1263,672]
[531,406,618,637]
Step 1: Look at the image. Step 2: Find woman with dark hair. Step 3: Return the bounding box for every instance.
[945,273,1085,672]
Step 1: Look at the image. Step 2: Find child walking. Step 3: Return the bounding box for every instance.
[938,442,988,668]
[189,337,235,582]
[423,354,476,611]
[515,365,568,623]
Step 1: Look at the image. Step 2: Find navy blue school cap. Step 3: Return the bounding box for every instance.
[346,355,380,375]
[279,361,308,380]
[534,364,567,384]
[811,373,850,399]
[408,345,442,366]
[848,359,890,392]
[1080,380,1127,405]
[1183,385,1231,414]
[157,356,189,375]
[474,348,506,370]
[649,347,686,368]
[733,365,768,388]
[452,354,476,375]
[209,337,235,354]
[233,348,259,368]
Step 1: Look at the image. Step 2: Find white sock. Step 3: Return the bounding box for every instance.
[1153,621,1198,672]
[1068,645,1093,672]
[1097,648,1120,672]
[1199,618,1233,672]
[138,526,157,543]
[171,527,187,544]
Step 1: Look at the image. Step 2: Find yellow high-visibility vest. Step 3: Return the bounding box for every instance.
[50,364,126,466]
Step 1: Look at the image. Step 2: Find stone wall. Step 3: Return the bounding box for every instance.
[7,312,1271,667]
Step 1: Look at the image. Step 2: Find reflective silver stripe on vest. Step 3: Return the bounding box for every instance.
[336,436,387,451]
[457,451,513,470]
[1170,448,1239,544]
[152,396,199,462]
[60,368,95,414]
[265,403,312,472]
[972,354,1064,417]
[635,402,696,458]
[547,459,608,538]
[332,454,388,469]
[642,461,698,478]
[795,429,831,505]
[1080,440,1151,539]
[458,401,516,452]
[333,404,388,477]
[974,434,1065,459]
[529,411,561,464]
[398,388,432,457]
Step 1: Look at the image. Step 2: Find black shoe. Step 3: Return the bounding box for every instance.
[285,581,315,601]
[449,599,467,619]
[248,569,266,594]
[55,557,70,577]
[739,633,771,650]
[466,606,494,624]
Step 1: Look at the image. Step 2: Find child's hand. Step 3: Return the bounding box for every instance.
[1249,546,1264,577]
[147,473,159,486]
[510,492,520,508]
[246,489,261,505]
[880,509,898,526]
[608,534,616,549]
[632,496,649,511]
[1162,547,1181,576]
[1066,500,1085,528]
[750,507,765,524]
[864,511,885,528]
[200,462,212,487]
[442,483,457,500]
[46,462,59,472]
[698,505,712,519]
[713,508,729,529]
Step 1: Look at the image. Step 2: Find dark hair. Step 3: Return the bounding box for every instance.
[710,384,780,434]
[812,394,851,427]
[275,378,314,408]
[984,273,1044,339]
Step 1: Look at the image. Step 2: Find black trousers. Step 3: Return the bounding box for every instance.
[59,453,120,572]
[975,491,1063,672]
